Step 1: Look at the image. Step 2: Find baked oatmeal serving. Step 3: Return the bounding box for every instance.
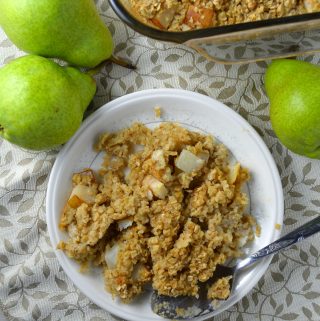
[58,122,258,303]
[124,0,320,31]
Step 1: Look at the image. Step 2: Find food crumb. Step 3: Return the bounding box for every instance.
[154,106,162,118]
[256,224,261,237]
[207,276,232,300]
[275,223,281,230]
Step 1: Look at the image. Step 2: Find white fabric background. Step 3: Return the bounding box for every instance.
[1,1,320,321]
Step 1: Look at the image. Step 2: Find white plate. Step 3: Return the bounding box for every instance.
[46,88,283,321]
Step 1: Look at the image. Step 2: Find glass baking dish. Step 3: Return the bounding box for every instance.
[108,0,320,64]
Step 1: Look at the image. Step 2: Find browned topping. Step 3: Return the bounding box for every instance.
[126,0,318,31]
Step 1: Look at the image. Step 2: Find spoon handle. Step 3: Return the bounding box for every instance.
[237,215,320,270]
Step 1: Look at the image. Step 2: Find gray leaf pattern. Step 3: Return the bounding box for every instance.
[1,1,320,320]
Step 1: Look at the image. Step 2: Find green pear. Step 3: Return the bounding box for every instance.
[0,55,96,150]
[0,0,113,68]
[265,59,320,159]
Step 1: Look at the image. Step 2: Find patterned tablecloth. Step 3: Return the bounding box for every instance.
[1,1,320,321]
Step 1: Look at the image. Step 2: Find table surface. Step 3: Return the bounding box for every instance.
[1,2,320,321]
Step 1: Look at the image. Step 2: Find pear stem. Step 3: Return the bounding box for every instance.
[86,61,111,77]
[110,56,136,70]
[86,55,136,77]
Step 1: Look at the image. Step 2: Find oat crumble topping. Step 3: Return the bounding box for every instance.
[58,122,257,302]
[125,0,320,31]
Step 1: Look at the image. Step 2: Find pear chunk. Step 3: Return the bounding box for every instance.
[175,149,205,173]
[143,175,168,199]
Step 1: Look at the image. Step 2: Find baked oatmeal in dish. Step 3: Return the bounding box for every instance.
[124,0,320,31]
[58,122,258,303]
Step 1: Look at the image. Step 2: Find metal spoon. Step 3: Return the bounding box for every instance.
[151,215,320,320]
